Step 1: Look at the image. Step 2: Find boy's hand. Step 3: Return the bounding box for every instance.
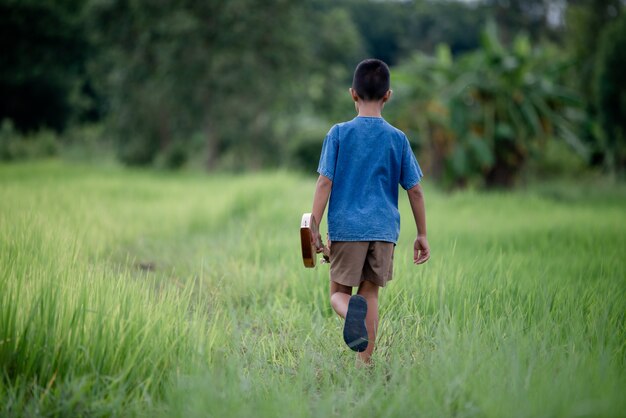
[312,232,330,263]
[313,232,324,253]
[414,235,430,264]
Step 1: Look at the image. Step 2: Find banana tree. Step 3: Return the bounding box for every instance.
[393,23,587,188]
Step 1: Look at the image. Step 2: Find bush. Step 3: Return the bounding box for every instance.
[525,138,589,179]
[283,115,330,173]
[392,24,586,189]
[155,140,189,170]
[0,120,60,161]
[59,124,118,163]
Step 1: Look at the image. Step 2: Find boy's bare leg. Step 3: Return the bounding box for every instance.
[330,281,352,318]
[356,280,379,363]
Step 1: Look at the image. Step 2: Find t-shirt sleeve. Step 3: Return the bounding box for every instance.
[317,126,339,181]
[399,136,423,190]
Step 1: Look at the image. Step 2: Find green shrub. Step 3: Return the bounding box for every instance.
[284,115,329,173]
[60,124,115,163]
[155,140,189,170]
[0,120,60,161]
[392,24,586,189]
[525,138,589,179]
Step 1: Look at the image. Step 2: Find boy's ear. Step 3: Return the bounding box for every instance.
[349,88,360,102]
[382,90,393,103]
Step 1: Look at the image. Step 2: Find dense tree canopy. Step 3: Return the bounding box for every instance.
[595,13,626,173]
[86,0,309,167]
[0,0,624,181]
[0,0,93,131]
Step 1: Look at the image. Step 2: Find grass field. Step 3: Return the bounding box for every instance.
[1,161,625,418]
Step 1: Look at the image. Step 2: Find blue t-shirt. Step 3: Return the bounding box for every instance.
[317,116,423,244]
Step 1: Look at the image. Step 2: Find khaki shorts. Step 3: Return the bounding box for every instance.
[330,241,395,288]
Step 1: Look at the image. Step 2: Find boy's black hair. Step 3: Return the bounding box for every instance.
[352,59,390,101]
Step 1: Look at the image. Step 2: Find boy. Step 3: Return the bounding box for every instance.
[311,59,429,364]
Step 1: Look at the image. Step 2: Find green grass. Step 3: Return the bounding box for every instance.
[1,160,625,418]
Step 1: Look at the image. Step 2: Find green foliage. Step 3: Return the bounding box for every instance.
[392,24,585,189]
[58,123,116,164]
[525,139,590,179]
[564,0,624,167]
[405,0,491,56]
[481,0,563,43]
[594,13,626,175]
[1,162,625,416]
[86,0,309,168]
[566,0,623,102]
[0,119,60,161]
[342,0,504,63]
[0,0,622,185]
[304,4,365,122]
[0,0,95,131]
[281,115,331,172]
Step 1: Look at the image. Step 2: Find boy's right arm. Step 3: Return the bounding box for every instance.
[407,184,430,264]
[311,174,332,251]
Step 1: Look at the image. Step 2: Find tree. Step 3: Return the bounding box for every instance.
[87,0,308,168]
[342,0,489,63]
[392,23,586,188]
[564,0,623,166]
[0,0,94,132]
[483,0,565,43]
[594,13,626,175]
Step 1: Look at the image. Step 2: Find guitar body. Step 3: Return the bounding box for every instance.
[300,213,319,268]
[301,213,330,268]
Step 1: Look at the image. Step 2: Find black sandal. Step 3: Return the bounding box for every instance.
[343,295,369,352]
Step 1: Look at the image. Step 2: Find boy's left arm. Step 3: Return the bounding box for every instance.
[311,174,332,252]
[407,183,430,264]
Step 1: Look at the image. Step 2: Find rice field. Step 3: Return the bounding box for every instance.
[1,161,625,417]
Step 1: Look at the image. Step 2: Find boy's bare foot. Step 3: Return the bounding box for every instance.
[344,295,368,352]
[355,355,374,367]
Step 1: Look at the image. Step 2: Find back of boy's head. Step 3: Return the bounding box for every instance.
[352,59,390,101]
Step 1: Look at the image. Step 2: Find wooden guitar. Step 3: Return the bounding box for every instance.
[300,213,330,268]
